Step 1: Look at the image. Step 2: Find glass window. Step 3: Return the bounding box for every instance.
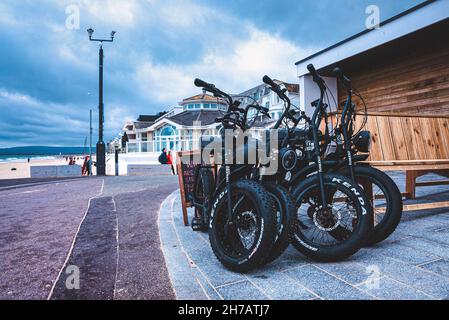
[195,104,201,109]
[265,102,270,109]
[204,104,211,109]
[156,125,177,138]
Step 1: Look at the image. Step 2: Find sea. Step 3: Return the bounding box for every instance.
[0,147,91,163]
[0,155,63,163]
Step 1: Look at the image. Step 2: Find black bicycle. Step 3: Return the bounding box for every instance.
[320,67,403,245]
[261,70,373,262]
[190,78,282,272]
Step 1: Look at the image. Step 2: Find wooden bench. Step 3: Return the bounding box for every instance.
[353,112,449,200]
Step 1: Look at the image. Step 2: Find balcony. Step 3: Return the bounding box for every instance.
[126,139,195,154]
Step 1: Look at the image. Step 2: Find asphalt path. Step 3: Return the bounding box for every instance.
[0,174,179,300]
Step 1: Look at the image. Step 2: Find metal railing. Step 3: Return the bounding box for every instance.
[126,140,196,153]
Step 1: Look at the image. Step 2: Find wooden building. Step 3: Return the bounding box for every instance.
[295,0,449,199]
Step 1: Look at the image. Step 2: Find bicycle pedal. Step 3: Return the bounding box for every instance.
[191,217,207,231]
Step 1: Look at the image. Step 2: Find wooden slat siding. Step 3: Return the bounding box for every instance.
[350,58,449,97]
[365,116,382,161]
[376,117,396,160]
[353,67,449,105]
[409,117,428,160]
[432,118,447,159]
[339,42,449,116]
[357,84,449,112]
[350,61,449,100]
[388,117,409,160]
[350,48,449,87]
[438,118,449,156]
[324,112,449,161]
[346,50,449,93]
[419,117,439,159]
[400,117,422,160]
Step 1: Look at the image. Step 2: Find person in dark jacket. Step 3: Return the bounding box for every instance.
[158,148,168,164]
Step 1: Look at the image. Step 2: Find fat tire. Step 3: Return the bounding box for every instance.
[262,183,297,264]
[349,166,403,246]
[209,180,277,272]
[291,174,373,262]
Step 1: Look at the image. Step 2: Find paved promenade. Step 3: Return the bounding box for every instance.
[160,172,449,300]
[1,171,449,300]
[0,172,179,300]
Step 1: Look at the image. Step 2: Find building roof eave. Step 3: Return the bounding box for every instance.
[295,0,448,76]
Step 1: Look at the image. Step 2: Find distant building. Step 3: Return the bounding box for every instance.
[235,80,300,123]
[118,80,299,154]
[122,93,227,153]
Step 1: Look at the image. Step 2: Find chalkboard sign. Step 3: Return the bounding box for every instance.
[177,150,216,226]
[176,151,200,226]
[181,162,199,201]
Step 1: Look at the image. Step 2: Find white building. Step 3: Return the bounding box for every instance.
[118,80,299,157]
[122,93,227,154]
[235,80,300,122]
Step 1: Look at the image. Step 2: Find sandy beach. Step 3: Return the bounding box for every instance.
[0,157,91,180]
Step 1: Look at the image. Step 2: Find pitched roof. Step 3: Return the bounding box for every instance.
[137,113,167,122]
[283,82,299,93]
[182,93,226,103]
[168,110,224,126]
[235,81,298,98]
[134,121,154,130]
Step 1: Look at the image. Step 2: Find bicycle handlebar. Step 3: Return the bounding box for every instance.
[262,75,277,89]
[332,67,351,89]
[263,75,287,98]
[307,64,326,90]
[194,78,233,104]
[194,78,215,91]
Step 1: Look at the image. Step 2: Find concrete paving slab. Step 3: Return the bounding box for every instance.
[284,265,374,300]
[216,281,269,300]
[358,276,433,300]
[419,259,449,278]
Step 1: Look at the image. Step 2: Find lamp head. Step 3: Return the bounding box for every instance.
[111,31,116,39]
[87,28,94,38]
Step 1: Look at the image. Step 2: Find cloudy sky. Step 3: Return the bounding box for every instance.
[0,0,423,147]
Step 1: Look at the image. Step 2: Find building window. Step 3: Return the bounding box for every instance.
[253,92,258,100]
[265,102,270,109]
[204,103,211,109]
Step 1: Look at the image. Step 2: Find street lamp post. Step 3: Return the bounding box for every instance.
[87,28,116,176]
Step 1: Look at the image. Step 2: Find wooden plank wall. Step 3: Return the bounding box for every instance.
[333,23,449,162]
[338,43,449,115]
[353,114,449,161]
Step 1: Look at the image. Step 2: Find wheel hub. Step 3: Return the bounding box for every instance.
[313,206,342,231]
[235,211,257,248]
